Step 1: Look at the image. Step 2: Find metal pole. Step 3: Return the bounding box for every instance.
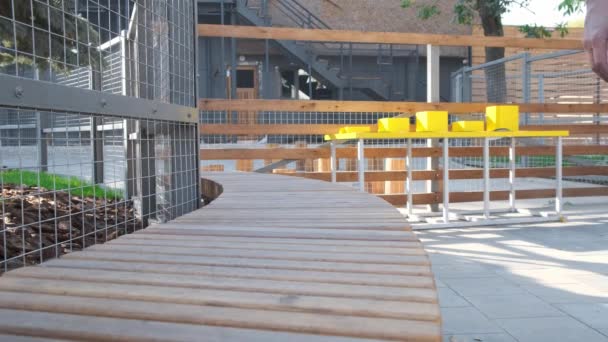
[330,141,337,183]
[406,139,413,216]
[264,39,270,99]
[357,138,365,192]
[91,117,104,184]
[522,52,531,126]
[509,138,516,212]
[220,0,226,98]
[308,62,313,98]
[293,69,300,100]
[427,44,440,212]
[556,137,563,216]
[483,137,490,219]
[349,43,353,100]
[339,43,344,100]
[442,138,449,223]
[538,74,545,124]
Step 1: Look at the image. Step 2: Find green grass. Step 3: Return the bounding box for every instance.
[489,155,576,168]
[0,170,123,200]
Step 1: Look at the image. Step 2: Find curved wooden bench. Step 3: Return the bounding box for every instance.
[0,173,441,341]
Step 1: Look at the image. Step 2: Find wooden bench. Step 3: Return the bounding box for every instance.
[0,172,441,341]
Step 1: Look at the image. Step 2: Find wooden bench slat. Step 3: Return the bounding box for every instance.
[39,259,436,288]
[0,278,440,321]
[7,267,437,302]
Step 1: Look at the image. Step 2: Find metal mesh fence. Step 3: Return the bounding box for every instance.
[451,49,608,168]
[0,0,198,272]
[0,0,195,106]
[0,105,199,272]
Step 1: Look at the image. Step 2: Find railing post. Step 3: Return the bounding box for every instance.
[483,137,490,219]
[357,139,365,192]
[521,52,531,168]
[556,137,563,216]
[522,52,531,125]
[262,0,270,25]
[330,141,337,183]
[538,74,545,124]
[509,138,517,212]
[406,139,413,216]
[426,44,440,212]
[462,67,471,102]
[442,138,450,223]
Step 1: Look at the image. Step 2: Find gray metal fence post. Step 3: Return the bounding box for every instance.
[521,52,531,168]
[91,117,104,184]
[522,52,531,125]
[462,67,471,102]
[36,113,49,173]
[426,44,440,212]
[538,74,545,124]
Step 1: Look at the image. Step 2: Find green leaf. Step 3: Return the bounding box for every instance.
[555,22,569,38]
[401,0,413,9]
[418,5,440,19]
[558,0,584,16]
[519,24,552,38]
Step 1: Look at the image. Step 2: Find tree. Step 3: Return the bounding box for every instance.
[401,0,585,102]
[0,0,103,75]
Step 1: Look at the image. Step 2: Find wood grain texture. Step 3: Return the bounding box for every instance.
[199,99,608,114]
[200,123,608,135]
[200,145,608,160]
[198,24,583,49]
[0,172,440,341]
[380,187,608,206]
[275,166,608,182]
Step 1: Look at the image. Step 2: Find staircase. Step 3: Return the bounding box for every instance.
[234,0,391,100]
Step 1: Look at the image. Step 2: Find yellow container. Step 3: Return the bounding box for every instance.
[486,106,519,132]
[452,120,485,132]
[416,111,448,132]
[338,126,371,134]
[378,117,410,132]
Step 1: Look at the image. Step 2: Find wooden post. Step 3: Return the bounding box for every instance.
[294,141,311,171]
[264,143,279,166]
[384,158,405,194]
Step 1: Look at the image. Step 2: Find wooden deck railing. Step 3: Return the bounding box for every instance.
[198,25,608,206]
[200,101,608,206]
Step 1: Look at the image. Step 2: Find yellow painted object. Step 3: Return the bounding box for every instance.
[324,130,569,141]
[416,111,448,132]
[378,117,410,133]
[338,126,371,134]
[452,120,485,132]
[486,105,519,132]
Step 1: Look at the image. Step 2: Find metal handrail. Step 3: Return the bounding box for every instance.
[270,0,330,29]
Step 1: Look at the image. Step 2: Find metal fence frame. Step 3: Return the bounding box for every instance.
[0,71,200,273]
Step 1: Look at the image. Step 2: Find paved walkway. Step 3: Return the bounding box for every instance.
[0,172,441,341]
[416,202,608,342]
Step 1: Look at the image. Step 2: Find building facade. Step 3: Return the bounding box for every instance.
[197,0,470,102]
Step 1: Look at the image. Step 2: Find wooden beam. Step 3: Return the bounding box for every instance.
[200,124,608,136]
[380,187,608,206]
[200,145,608,160]
[199,99,608,114]
[274,166,608,182]
[198,24,583,50]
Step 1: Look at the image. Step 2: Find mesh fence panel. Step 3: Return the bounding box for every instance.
[0,106,199,272]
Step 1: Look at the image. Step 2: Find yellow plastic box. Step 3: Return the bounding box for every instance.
[416,111,448,132]
[486,105,519,132]
[378,117,410,133]
[338,126,371,134]
[452,120,485,132]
